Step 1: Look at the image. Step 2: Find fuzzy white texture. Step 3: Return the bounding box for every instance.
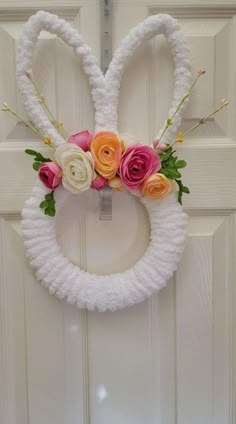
[22,181,187,312]
[18,11,190,310]
[16,11,105,147]
[16,11,191,143]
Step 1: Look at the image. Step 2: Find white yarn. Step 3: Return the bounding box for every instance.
[18,11,190,310]
[16,11,105,147]
[105,14,191,142]
[22,182,187,312]
[16,11,191,142]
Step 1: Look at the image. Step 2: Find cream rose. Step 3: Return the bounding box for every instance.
[54,143,95,194]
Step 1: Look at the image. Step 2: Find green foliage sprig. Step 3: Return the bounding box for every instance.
[25,150,56,216]
[175,180,190,205]
[159,146,190,204]
[40,191,56,217]
[25,149,52,171]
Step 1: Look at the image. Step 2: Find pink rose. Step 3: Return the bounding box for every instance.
[119,145,161,189]
[68,130,93,151]
[91,174,107,191]
[152,139,160,149]
[39,162,62,189]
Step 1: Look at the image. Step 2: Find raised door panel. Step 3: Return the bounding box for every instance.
[0,4,98,424]
[85,3,236,424]
[176,213,234,424]
[85,213,235,424]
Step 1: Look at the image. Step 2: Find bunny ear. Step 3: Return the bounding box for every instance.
[17,12,191,143]
[16,11,105,146]
[104,14,191,142]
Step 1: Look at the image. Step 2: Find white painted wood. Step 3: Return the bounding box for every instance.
[176,215,233,424]
[86,2,236,423]
[0,3,99,424]
[0,1,235,424]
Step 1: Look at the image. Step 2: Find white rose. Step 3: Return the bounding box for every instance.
[54,143,95,194]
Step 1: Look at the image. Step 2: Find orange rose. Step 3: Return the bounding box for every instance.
[90,131,122,179]
[141,173,174,199]
[108,176,124,192]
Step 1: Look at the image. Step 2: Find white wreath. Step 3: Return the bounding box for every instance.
[18,11,191,311]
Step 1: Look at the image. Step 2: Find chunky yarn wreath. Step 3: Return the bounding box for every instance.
[3,11,227,311]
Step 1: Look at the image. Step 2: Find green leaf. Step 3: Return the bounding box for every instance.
[40,157,52,163]
[161,168,181,179]
[25,149,52,163]
[168,157,176,167]
[159,149,173,162]
[40,200,48,208]
[45,207,55,217]
[45,192,54,201]
[25,149,38,156]
[39,191,56,217]
[175,180,183,204]
[175,160,187,169]
[158,145,189,204]
[35,152,52,163]
[175,179,190,204]
[181,185,190,194]
[33,161,41,171]
[178,191,183,205]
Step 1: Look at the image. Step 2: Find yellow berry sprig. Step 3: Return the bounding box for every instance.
[170,98,229,147]
[25,72,66,139]
[158,70,206,143]
[1,102,54,148]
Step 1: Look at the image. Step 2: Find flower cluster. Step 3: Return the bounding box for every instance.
[2,70,229,216]
[38,131,173,199]
[23,127,186,216]
[35,130,175,205]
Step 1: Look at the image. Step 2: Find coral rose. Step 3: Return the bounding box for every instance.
[68,130,93,151]
[38,162,62,190]
[54,144,94,194]
[119,144,160,190]
[141,173,174,199]
[90,131,122,179]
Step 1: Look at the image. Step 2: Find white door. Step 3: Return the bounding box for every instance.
[0,1,235,423]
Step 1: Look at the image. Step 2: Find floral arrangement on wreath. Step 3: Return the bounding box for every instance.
[5,11,230,312]
[2,69,228,217]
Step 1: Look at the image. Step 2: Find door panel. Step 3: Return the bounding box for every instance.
[0,4,98,424]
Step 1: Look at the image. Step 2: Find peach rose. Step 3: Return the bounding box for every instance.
[90,131,122,179]
[108,176,124,192]
[141,173,174,199]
